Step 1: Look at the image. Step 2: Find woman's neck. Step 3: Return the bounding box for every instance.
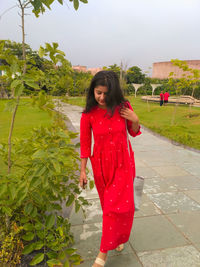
[98,104,107,110]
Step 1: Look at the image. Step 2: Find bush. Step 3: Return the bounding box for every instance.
[0,126,91,266]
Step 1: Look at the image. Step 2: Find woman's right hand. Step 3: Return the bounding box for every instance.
[79,170,87,189]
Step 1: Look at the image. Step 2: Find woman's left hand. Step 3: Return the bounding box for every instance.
[120,107,139,123]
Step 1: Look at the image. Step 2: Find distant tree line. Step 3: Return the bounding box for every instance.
[0,40,92,97]
[1,40,200,99]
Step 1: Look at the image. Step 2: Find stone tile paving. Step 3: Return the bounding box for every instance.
[59,103,200,266]
[138,246,200,267]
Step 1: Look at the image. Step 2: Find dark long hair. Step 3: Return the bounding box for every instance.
[84,70,126,114]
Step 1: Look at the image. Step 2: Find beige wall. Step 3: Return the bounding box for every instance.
[152,60,200,79]
[72,65,102,75]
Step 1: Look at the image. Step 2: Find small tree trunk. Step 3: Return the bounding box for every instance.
[171,101,178,125]
[189,85,195,114]
[8,1,28,173]
[8,96,20,173]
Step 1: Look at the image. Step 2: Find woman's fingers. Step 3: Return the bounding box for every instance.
[79,175,87,189]
[79,179,83,187]
[120,108,133,120]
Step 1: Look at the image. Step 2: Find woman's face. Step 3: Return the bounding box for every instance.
[94,85,108,108]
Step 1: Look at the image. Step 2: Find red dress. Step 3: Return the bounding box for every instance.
[80,102,141,253]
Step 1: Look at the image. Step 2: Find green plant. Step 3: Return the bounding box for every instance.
[0,1,91,265]
[0,222,24,265]
[0,125,93,266]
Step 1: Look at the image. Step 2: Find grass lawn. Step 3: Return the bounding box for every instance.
[0,98,52,174]
[64,96,200,150]
[0,98,52,141]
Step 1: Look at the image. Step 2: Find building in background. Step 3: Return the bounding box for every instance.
[152,60,200,79]
[72,65,102,75]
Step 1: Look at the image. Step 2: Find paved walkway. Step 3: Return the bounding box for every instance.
[60,102,200,267]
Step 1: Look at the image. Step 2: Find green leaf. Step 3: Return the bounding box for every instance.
[36,230,45,239]
[58,250,65,260]
[52,203,62,211]
[10,62,19,74]
[23,243,35,255]
[65,248,76,255]
[52,159,61,173]
[47,259,62,266]
[32,149,47,159]
[0,184,7,197]
[33,165,47,177]
[57,226,63,237]
[0,40,4,51]
[75,200,81,213]
[31,0,42,11]
[34,241,44,250]
[20,217,29,224]
[14,84,24,97]
[17,189,28,205]
[75,142,80,148]
[25,80,40,89]
[2,206,12,216]
[30,176,42,188]
[42,0,53,9]
[45,214,55,229]
[46,251,58,259]
[10,79,22,89]
[8,184,17,200]
[69,254,81,261]
[30,206,38,218]
[80,0,88,3]
[66,194,75,207]
[38,46,45,57]
[23,223,34,231]
[32,191,43,205]
[57,0,63,4]
[22,232,35,241]
[35,221,43,230]
[4,99,17,112]
[89,180,94,190]
[63,259,70,267]
[24,202,34,216]
[30,253,44,266]
[68,131,78,139]
[73,0,79,10]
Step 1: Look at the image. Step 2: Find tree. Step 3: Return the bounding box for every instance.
[30,0,88,15]
[170,59,200,98]
[127,66,145,84]
[167,59,200,125]
[0,0,90,266]
[103,64,121,77]
[72,71,92,96]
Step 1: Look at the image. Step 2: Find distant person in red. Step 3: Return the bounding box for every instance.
[164,91,170,105]
[160,91,164,106]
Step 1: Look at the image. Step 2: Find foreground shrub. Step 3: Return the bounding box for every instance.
[0,126,91,266]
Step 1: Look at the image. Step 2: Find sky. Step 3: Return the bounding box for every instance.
[0,0,200,74]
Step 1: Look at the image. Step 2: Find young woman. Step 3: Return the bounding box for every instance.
[79,71,141,267]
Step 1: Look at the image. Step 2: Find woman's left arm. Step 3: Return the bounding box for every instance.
[120,102,141,136]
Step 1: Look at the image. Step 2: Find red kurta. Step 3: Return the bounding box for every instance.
[80,102,141,252]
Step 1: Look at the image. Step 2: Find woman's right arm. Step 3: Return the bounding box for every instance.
[80,158,88,188]
[79,112,91,188]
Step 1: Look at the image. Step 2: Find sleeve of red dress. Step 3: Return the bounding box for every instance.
[126,101,142,137]
[80,112,92,158]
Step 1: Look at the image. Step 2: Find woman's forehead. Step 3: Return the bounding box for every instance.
[94,85,108,92]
